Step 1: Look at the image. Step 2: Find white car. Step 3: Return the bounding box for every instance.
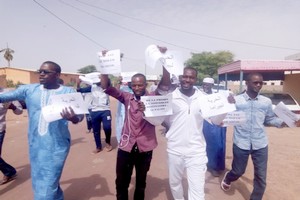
[260,92,300,116]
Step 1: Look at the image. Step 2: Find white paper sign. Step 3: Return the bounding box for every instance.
[273,101,299,128]
[222,111,247,126]
[163,50,184,76]
[145,45,184,77]
[42,93,89,122]
[141,95,172,117]
[200,93,236,118]
[145,44,165,70]
[209,113,228,126]
[98,49,121,74]
[79,72,101,85]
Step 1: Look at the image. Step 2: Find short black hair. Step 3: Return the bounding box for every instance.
[184,66,198,76]
[246,72,263,81]
[42,61,61,73]
[132,73,147,84]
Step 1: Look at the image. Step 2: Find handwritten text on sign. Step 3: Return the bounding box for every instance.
[222,111,247,126]
[141,95,172,117]
[42,93,89,122]
[200,93,236,118]
[98,49,121,74]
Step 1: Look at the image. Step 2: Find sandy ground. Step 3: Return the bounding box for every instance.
[1,97,300,200]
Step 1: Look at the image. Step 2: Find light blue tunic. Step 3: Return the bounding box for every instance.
[0,84,75,200]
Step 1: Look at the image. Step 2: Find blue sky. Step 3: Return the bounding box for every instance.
[1,0,300,75]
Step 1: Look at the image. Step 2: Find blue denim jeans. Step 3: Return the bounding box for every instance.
[85,114,92,131]
[116,147,153,200]
[0,131,5,156]
[225,144,268,200]
[0,156,16,177]
[90,110,112,149]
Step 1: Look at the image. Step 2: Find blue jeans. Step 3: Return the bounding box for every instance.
[0,156,16,177]
[225,144,268,200]
[90,110,112,149]
[116,147,153,200]
[85,114,92,131]
[0,130,5,156]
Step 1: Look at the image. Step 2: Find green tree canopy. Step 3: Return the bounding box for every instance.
[185,51,234,84]
[77,65,97,74]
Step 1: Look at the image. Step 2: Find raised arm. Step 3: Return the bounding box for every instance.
[100,74,110,89]
[156,46,173,94]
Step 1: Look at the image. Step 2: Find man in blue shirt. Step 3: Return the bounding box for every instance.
[0,61,83,199]
[221,72,300,200]
[202,78,227,177]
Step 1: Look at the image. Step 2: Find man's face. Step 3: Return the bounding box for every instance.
[180,69,197,90]
[38,63,59,87]
[246,75,263,93]
[202,82,213,94]
[131,76,147,98]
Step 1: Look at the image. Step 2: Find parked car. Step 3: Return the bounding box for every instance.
[260,92,300,114]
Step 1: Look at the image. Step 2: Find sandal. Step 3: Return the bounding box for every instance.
[221,171,231,191]
[105,144,113,152]
[1,173,17,185]
[92,148,102,154]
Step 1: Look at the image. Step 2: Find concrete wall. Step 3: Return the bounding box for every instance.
[0,75,7,87]
[0,67,80,87]
[226,81,283,94]
[7,68,32,84]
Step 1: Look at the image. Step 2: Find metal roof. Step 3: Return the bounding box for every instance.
[218,60,300,81]
[218,60,300,74]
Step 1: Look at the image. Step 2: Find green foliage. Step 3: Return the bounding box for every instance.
[109,75,119,87]
[185,51,234,84]
[6,79,23,88]
[77,65,97,74]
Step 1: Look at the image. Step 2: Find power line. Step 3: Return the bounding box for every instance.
[32,0,142,63]
[74,0,300,52]
[33,0,107,49]
[58,0,200,52]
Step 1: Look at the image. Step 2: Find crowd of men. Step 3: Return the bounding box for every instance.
[1,55,300,200]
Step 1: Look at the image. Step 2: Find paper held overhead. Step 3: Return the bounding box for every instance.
[97,49,121,74]
[144,45,184,77]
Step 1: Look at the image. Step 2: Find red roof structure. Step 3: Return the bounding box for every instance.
[218,60,300,92]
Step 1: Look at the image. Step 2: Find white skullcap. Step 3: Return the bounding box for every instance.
[203,77,214,84]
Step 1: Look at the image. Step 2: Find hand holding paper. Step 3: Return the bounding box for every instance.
[60,107,81,124]
[200,93,236,119]
[42,93,89,122]
[274,102,300,128]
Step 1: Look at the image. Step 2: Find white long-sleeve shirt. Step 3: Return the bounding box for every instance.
[164,88,207,157]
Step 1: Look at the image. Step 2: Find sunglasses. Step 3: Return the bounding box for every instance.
[252,81,264,85]
[37,69,57,74]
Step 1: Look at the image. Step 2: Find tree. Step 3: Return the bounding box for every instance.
[0,46,15,67]
[77,65,97,74]
[185,51,234,84]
